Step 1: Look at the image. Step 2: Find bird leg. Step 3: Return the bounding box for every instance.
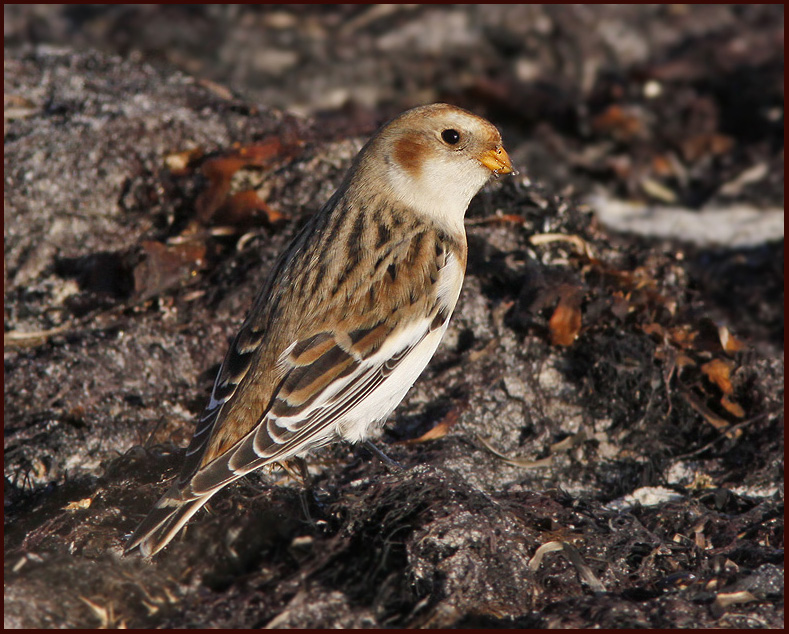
[277,457,319,523]
[277,457,312,488]
[364,440,404,471]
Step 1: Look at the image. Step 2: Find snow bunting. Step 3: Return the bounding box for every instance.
[126,103,514,557]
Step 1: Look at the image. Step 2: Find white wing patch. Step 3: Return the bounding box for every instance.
[266,316,428,441]
[268,250,465,445]
[336,322,447,442]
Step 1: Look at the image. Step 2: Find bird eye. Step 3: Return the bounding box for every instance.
[441,129,461,145]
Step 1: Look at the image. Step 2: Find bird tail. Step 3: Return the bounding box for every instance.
[124,484,218,558]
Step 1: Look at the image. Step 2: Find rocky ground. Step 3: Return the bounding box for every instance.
[4,5,783,628]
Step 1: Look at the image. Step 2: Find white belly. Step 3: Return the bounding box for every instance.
[336,322,449,443]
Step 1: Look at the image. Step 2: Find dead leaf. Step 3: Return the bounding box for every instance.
[669,326,698,349]
[64,497,93,511]
[592,104,644,141]
[530,233,595,259]
[4,324,71,348]
[164,147,204,175]
[712,590,757,618]
[528,541,606,593]
[195,138,300,225]
[720,396,745,418]
[641,177,678,203]
[213,190,288,226]
[682,390,730,431]
[549,286,583,346]
[651,154,674,177]
[701,358,735,395]
[133,240,207,300]
[400,409,461,445]
[465,213,528,226]
[681,133,734,162]
[718,324,745,353]
[404,421,451,444]
[549,429,587,452]
[718,162,769,197]
[675,353,696,368]
[642,322,665,340]
[197,77,235,101]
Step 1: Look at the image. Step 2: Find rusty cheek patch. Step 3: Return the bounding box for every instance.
[392,136,427,177]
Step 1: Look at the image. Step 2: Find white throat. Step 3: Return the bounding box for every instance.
[385,160,491,235]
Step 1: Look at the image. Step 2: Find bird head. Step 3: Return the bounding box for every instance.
[350,103,515,235]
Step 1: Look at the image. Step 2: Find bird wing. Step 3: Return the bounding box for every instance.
[124,311,440,557]
[188,322,426,495]
[178,226,464,498]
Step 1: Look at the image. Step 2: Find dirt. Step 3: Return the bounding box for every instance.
[4,5,783,628]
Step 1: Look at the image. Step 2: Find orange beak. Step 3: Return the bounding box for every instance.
[479,145,515,175]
